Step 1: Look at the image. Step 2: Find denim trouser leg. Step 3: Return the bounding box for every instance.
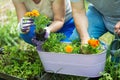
[57,18,75,42]
[69,6,107,40]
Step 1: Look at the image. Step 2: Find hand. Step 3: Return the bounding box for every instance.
[32,37,44,51]
[44,27,50,39]
[35,27,50,41]
[80,37,90,53]
[114,21,120,35]
[81,37,90,45]
[18,17,34,34]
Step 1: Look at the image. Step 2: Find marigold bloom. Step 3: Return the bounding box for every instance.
[24,12,32,17]
[88,39,99,48]
[31,9,40,17]
[25,10,40,17]
[65,45,73,53]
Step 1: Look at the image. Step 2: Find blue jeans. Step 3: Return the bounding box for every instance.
[20,18,75,45]
[69,6,108,40]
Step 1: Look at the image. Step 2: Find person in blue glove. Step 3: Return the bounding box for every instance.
[12,0,75,45]
[70,0,120,63]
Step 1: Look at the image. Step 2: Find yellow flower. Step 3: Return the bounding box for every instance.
[88,39,99,48]
[31,9,40,17]
[24,12,32,17]
[65,45,73,53]
[24,9,40,17]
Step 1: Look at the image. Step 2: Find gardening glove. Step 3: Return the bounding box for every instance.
[44,27,50,39]
[35,27,50,41]
[32,37,44,51]
[18,17,34,34]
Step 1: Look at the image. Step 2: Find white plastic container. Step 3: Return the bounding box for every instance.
[37,49,107,77]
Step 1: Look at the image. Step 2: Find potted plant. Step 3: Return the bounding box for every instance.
[36,33,107,78]
[24,9,51,41]
[24,10,107,78]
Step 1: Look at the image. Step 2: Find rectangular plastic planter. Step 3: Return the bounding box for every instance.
[37,50,107,78]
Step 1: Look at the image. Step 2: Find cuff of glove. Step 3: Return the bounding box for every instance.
[44,27,50,38]
[17,22,22,33]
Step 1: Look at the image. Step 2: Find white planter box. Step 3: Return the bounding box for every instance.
[37,49,107,78]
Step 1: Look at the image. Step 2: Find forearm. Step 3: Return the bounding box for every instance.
[48,20,64,32]
[49,0,65,32]
[71,0,90,44]
[73,11,89,41]
[12,0,27,22]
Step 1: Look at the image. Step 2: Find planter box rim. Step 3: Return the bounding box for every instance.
[38,49,106,56]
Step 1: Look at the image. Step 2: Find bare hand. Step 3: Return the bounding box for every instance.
[114,21,120,35]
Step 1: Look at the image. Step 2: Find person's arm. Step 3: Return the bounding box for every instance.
[47,0,65,32]
[114,21,120,35]
[12,0,34,34]
[12,0,27,22]
[71,0,90,44]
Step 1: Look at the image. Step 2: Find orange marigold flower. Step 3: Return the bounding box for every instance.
[24,12,32,17]
[31,9,40,17]
[65,45,73,53]
[88,39,100,48]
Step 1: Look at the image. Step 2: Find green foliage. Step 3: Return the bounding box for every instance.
[42,33,81,54]
[0,24,19,47]
[81,44,104,54]
[34,14,51,34]
[99,58,120,80]
[42,33,66,53]
[0,45,43,79]
[0,9,19,47]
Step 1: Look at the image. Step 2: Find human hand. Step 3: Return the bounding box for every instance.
[35,27,50,41]
[114,21,120,35]
[81,37,90,45]
[80,37,90,53]
[18,17,34,34]
[32,37,44,51]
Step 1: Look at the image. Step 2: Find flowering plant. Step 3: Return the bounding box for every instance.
[24,9,51,41]
[42,33,105,54]
[81,38,104,54]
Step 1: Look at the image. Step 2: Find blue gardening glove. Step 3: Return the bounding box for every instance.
[35,27,50,41]
[18,17,34,34]
[20,25,35,45]
[18,17,35,45]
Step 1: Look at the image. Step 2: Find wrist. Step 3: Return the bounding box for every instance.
[44,27,51,38]
[80,35,90,44]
